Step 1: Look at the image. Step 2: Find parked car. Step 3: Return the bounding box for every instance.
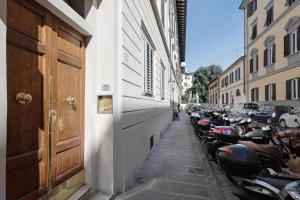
[252,104,293,124]
[230,103,260,116]
[185,103,194,113]
[279,106,300,128]
[187,105,203,115]
[214,104,229,112]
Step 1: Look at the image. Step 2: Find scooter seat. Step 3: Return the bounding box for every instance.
[257,177,291,190]
[278,168,300,180]
[239,141,282,161]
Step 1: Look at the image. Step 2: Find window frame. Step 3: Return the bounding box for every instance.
[285,0,296,7]
[253,55,258,72]
[144,41,155,96]
[264,4,274,27]
[161,0,165,28]
[251,24,257,40]
[254,88,258,102]
[291,78,298,100]
[236,89,241,96]
[222,94,225,104]
[267,46,273,65]
[267,84,273,101]
[226,92,229,105]
[251,88,259,102]
[290,30,298,55]
[161,62,166,100]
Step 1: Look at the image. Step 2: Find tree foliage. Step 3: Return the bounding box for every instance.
[192,64,222,103]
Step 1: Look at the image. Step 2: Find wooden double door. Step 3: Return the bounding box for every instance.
[6,0,85,199]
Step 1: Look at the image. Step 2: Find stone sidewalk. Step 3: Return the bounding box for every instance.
[115,114,239,200]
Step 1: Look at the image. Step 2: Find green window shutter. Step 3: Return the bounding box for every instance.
[272,84,276,101]
[256,55,259,71]
[265,85,269,101]
[250,59,253,73]
[284,34,290,57]
[264,49,268,66]
[297,26,300,51]
[298,78,300,99]
[272,44,276,63]
[286,80,291,100]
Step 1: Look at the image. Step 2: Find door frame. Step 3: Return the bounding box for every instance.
[5,0,86,199]
[49,18,86,188]
[0,0,7,199]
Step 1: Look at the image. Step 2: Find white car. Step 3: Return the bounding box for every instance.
[230,103,260,117]
[279,106,300,128]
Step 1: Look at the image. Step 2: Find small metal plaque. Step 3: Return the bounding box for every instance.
[101,84,110,91]
[97,95,113,114]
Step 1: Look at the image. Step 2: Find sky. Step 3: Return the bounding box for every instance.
[185,0,244,72]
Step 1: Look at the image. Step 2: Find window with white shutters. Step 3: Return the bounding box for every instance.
[161,62,166,100]
[144,41,154,96]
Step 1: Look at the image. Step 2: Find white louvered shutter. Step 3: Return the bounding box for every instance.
[145,42,154,95]
[161,64,165,99]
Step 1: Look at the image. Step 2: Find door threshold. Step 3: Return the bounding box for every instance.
[67,185,91,200]
[88,192,113,200]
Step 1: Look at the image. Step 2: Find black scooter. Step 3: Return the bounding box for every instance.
[204,125,271,159]
[217,119,300,199]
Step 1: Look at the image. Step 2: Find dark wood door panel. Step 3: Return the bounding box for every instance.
[7,0,46,43]
[6,162,46,200]
[57,62,81,141]
[6,0,50,199]
[6,44,44,157]
[7,0,86,198]
[51,20,85,187]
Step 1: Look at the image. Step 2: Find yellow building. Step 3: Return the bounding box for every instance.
[240,0,300,107]
[208,78,220,104]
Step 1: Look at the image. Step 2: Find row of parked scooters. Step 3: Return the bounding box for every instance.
[189,106,300,200]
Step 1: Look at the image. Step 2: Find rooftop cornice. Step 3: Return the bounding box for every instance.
[176,0,188,61]
[239,0,250,10]
[221,56,245,76]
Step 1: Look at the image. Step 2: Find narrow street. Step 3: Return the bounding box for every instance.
[115,114,238,200]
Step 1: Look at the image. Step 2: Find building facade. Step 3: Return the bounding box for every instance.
[208,78,220,104]
[181,72,193,95]
[0,0,187,199]
[220,56,246,105]
[240,0,300,107]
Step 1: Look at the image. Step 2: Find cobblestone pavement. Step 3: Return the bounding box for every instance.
[115,114,241,200]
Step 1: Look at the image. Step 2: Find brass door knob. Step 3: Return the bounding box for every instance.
[16,93,32,104]
[66,96,76,105]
